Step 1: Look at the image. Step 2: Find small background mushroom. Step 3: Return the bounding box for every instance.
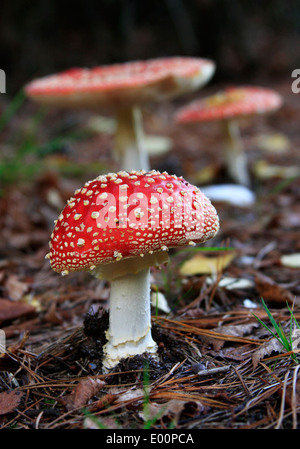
[174,86,283,186]
[25,57,215,172]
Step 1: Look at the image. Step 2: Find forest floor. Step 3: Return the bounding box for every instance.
[0,79,299,430]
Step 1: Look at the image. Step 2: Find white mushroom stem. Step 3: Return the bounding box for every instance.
[102,268,157,370]
[114,106,150,172]
[223,118,251,187]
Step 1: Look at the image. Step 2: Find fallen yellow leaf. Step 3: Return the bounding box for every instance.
[253,132,290,153]
[192,164,219,185]
[253,160,300,179]
[179,251,237,276]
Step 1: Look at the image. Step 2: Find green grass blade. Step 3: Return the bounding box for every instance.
[287,302,300,330]
[261,298,286,341]
[252,312,278,340]
[252,299,290,351]
[253,298,300,363]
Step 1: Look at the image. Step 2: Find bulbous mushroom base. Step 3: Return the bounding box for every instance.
[102,268,158,371]
[102,330,157,371]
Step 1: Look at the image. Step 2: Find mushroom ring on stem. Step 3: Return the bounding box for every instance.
[175,86,283,186]
[47,169,220,370]
[25,57,215,172]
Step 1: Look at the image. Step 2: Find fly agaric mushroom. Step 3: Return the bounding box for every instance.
[46,169,219,370]
[25,57,215,172]
[175,86,283,186]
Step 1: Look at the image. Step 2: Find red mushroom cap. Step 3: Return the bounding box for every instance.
[25,57,215,108]
[175,86,283,123]
[47,170,219,275]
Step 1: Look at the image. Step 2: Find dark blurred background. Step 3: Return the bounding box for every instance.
[1,0,300,94]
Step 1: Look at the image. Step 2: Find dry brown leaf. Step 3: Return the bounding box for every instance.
[114,387,144,404]
[84,416,120,429]
[179,251,237,276]
[0,390,24,415]
[43,301,64,324]
[0,298,36,324]
[139,401,171,422]
[139,399,188,423]
[89,393,117,412]
[252,337,283,368]
[254,272,294,304]
[61,378,105,411]
[217,343,256,361]
[291,328,300,351]
[5,275,28,301]
[83,417,103,429]
[202,322,259,351]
